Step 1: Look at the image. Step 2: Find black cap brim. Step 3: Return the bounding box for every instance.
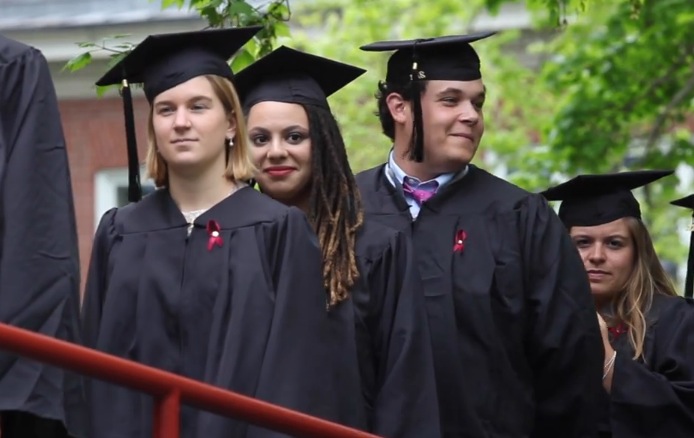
[234,45,366,109]
[96,26,262,88]
[359,31,496,52]
[671,194,694,210]
[542,170,674,201]
[542,170,674,228]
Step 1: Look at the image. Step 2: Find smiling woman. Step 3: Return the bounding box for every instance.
[81,28,361,438]
[234,46,441,438]
[543,170,694,438]
[246,100,313,208]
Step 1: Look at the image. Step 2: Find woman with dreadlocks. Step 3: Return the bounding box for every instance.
[235,47,440,438]
[82,29,363,437]
[542,170,694,438]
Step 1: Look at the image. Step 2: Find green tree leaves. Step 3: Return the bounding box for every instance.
[64,0,291,89]
[63,0,693,284]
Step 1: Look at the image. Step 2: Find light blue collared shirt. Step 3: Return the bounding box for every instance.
[384,150,463,219]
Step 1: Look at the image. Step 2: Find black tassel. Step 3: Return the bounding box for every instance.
[686,217,694,298]
[409,81,425,162]
[408,45,425,163]
[121,80,142,203]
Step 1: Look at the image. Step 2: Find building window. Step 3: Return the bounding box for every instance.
[115,185,156,207]
[94,166,155,231]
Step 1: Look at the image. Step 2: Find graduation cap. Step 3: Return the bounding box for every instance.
[359,31,496,162]
[234,45,366,111]
[95,26,262,202]
[541,170,674,228]
[670,194,694,298]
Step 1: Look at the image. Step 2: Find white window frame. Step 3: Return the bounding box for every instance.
[93,166,153,231]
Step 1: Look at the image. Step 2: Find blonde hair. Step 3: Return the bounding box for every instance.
[146,74,255,187]
[607,217,678,360]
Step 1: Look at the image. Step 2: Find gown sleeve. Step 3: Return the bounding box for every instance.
[610,298,694,437]
[361,228,441,438]
[0,38,86,438]
[247,207,362,437]
[519,194,603,437]
[81,208,119,349]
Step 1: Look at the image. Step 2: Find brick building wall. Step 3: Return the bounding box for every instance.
[58,95,150,292]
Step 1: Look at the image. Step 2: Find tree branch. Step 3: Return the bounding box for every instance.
[644,64,694,151]
[619,43,694,113]
[621,60,684,113]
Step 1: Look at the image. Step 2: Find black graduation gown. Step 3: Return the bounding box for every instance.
[356,164,604,438]
[347,220,440,437]
[598,294,694,438]
[81,187,363,438]
[0,35,86,438]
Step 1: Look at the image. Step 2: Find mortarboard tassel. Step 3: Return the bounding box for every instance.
[410,80,425,162]
[668,193,694,297]
[686,215,694,298]
[408,43,425,163]
[121,79,142,203]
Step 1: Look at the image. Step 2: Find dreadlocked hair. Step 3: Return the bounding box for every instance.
[303,103,364,308]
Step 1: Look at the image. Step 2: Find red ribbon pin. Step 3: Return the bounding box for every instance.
[206,220,223,251]
[453,229,467,253]
[608,323,628,340]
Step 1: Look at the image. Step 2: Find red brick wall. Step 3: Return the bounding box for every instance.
[58,96,150,295]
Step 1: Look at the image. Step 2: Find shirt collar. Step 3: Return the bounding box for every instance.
[387,149,459,188]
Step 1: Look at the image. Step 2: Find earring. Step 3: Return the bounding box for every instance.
[226,137,234,148]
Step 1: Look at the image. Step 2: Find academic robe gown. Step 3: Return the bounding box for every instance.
[0,35,86,438]
[356,164,604,438]
[598,294,694,438]
[81,187,363,438]
[348,220,440,437]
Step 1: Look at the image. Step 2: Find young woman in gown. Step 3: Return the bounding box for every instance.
[82,28,361,438]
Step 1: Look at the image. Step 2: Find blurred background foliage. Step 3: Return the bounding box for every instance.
[67,0,694,289]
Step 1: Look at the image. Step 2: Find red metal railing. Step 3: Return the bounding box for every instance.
[0,323,379,438]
